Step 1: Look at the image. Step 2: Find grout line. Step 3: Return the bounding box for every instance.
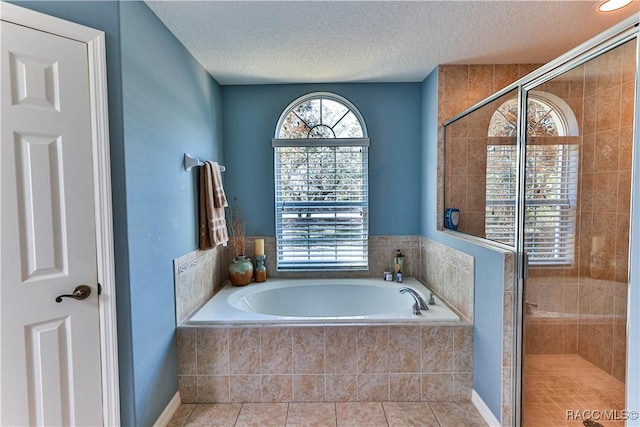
[182,404,196,427]
[323,326,327,402]
[233,403,242,426]
[380,401,390,427]
[284,402,291,426]
[427,401,444,427]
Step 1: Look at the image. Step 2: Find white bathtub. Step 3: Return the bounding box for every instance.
[188,277,461,324]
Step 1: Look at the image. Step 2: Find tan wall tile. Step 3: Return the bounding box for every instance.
[594,129,620,172]
[388,325,421,373]
[453,326,473,373]
[229,328,260,375]
[198,375,230,403]
[468,65,495,103]
[326,374,357,402]
[261,375,292,402]
[595,88,621,132]
[178,375,197,403]
[389,374,421,402]
[422,326,453,373]
[325,327,357,375]
[197,328,229,375]
[261,327,292,375]
[293,375,325,402]
[230,375,261,403]
[357,326,389,374]
[293,327,325,374]
[357,373,389,401]
[421,373,454,401]
[597,46,623,91]
[453,372,473,401]
[177,327,197,375]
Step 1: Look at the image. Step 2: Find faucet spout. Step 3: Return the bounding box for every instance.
[399,287,428,314]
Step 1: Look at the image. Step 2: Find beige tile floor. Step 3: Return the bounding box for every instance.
[523,354,626,427]
[167,401,488,427]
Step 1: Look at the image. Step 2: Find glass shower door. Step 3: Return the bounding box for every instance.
[521,38,636,427]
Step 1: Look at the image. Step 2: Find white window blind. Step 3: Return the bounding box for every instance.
[273,141,369,270]
[485,144,579,265]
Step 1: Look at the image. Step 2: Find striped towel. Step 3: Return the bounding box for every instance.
[199,161,229,249]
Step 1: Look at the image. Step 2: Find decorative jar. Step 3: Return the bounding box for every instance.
[228,255,254,286]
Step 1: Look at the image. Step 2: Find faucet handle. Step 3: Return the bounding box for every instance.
[525,301,538,315]
[428,292,436,305]
[412,302,422,316]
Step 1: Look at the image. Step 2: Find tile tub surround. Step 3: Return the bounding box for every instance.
[177,323,473,404]
[420,237,474,323]
[240,235,421,280]
[174,246,227,325]
[240,235,472,322]
[175,235,473,323]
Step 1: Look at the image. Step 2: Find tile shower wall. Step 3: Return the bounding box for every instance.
[437,64,541,232]
[522,41,634,382]
[176,323,473,404]
[437,63,541,424]
[575,40,634,382]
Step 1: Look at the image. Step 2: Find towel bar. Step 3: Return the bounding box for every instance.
[184,153,225,172]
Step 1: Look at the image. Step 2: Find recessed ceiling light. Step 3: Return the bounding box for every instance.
[597,0,633,12]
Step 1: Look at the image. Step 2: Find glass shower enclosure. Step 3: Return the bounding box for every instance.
[443,18,638,427]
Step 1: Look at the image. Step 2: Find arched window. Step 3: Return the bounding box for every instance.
[486,91,579,265]
[488,91,579,137]
[273,93,369,270]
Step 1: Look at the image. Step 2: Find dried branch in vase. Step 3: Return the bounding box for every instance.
[228,202,245,257]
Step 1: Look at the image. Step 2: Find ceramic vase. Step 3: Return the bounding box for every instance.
[228,255,253,286]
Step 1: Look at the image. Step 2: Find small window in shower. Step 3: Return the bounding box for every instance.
[486,92,579,265]
[273,92,369,271]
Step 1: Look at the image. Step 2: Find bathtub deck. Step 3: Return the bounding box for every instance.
[167,400,488,427]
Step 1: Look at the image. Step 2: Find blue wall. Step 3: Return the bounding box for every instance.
[421,69,505,421]
[8,1,224,425]
[221,83,422,236]
[120,2,223,426]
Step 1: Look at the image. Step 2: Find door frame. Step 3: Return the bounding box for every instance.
[0,3,120,425]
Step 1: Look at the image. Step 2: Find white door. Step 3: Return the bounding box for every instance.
[1,20,104,426]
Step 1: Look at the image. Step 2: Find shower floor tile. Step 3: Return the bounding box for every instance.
[168,400,487,427]
[523,354,626,427]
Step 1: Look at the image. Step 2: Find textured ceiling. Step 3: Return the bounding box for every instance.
[145,1,639,85]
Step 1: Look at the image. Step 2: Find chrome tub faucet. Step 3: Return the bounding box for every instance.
[399,287,429,315]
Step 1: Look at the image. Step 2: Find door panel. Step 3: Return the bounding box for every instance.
[521,38,636,427]
[1,21,103,426]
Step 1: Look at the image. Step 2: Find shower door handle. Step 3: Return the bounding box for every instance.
[519,252,529,279]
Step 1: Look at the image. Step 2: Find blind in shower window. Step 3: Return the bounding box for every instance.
[485,144,579,265]
[273,140,369,270]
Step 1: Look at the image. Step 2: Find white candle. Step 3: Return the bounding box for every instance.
[255,238,264,256]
